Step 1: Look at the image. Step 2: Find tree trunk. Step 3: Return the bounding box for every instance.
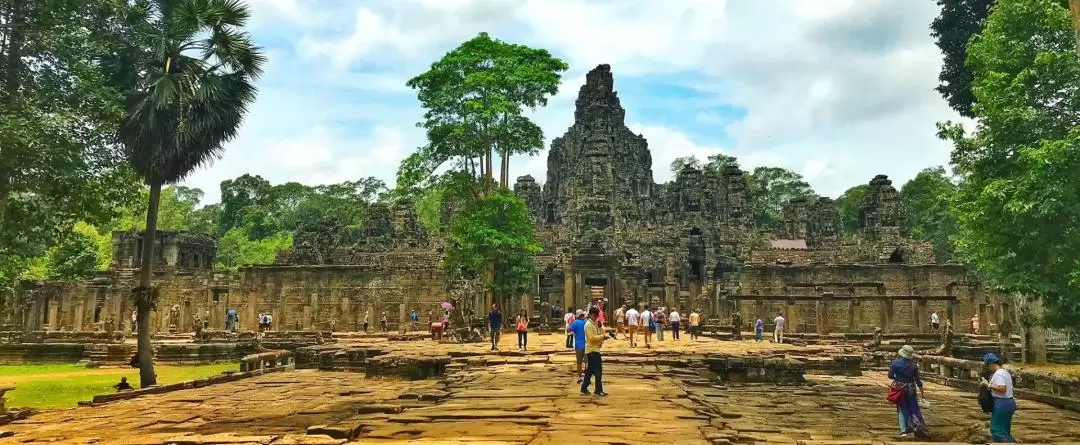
[500,149,509,189]
[136,182,162,387]
[1071,0,1080,58]
[485,145,494,196]
[0,169,10,224]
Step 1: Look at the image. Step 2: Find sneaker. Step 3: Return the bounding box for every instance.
[898,433,910,439]
[580,391,590,396]
[594,392,608,397]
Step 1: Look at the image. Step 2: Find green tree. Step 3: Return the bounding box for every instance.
[900,167,959,262]
[401,32,568,196]
[219,174,273,235]
[443,189,541,304]
[113,0,265,387]
[670,154,737,177]
[46,231,100,282]
[939,0,1080,328]
[215,227,292,271]
[0,0,142,289]
[746,167,817,233]
[931,0,995,117]
[835,184,869,236]
[670,156,702,174]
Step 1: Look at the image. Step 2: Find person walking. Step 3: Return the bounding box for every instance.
[363,310,370,333]
[971,313,980,335]
[625,305,640,347]
[516,310,529,351]
[564,307,576,349]
[982,353,1016,442]
[640,306,653,348]
[614,305,626,339]
[930,310,940,333]
[655,306,666,341]
[487,304,503,351]
[571,309,587,383]
[689,309,701,340]
[669,308,681,341]
[773,313,786,344]
[755,318,764,342]
[888,345,929,439]
[379,311,388,331]
[580,306,607,397]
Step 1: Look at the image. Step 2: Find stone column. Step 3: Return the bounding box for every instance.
[915,300,928,333]
[946,298,958,328]
[848,299,861,333]
[398,303,407,334]
[563,268,574,312]
[574,271,584,308]
[978,302,989,335]
[880,299,894,334]
[302,305,313,330]
[754,299,764,324]
[46,301,59,331]
[817,292,832,335]
[73,301,85,332]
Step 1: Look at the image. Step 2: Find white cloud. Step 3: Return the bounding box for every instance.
[186,0,965,205]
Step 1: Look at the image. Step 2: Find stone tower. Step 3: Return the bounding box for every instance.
[858,175,908,242]
[543,64,655,231]
[807,197,842,248]
[780,197,810,240]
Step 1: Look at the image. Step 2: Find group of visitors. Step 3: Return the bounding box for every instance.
[360,310,391,333]
[563,306,607,396]
[750,313,786,343]
[888,346,1016,442]
[256,312,274,332]
[484,305,533,351]
[609,304,698,347]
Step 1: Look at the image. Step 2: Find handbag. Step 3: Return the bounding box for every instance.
[887,384,903,404]
[978,387,994,413]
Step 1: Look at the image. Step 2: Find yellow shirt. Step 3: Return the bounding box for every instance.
[689,312,701,326]
[585,319,604,354]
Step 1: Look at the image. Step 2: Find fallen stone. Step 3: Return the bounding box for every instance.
[305,424,362,440]
[164,433,276,444]
[270,435,345,445]
[355,404,404,414]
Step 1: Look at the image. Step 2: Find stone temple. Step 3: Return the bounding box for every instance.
[7,64,1003,338]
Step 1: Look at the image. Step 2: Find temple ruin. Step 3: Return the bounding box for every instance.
[5,64,1004,339]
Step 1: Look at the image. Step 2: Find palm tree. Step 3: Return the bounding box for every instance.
[115,0,265,387]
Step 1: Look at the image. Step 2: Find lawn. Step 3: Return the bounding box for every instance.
[0,363,237,409]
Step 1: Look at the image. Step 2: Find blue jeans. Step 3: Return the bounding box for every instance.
[671,322,680,340]
[581,352,603,394]
[990,397,1016,442]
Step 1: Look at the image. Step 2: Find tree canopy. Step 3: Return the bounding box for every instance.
[939,0,1080,326]
[931,0,995,117]
[745,167,817,233]
[900,167,959,262]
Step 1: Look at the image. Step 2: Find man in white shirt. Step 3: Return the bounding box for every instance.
[564,309,576,349]
[669,308,682,341]
[625,306,640,347]
[773,313,786,344]
[639,307,653,348]
[930,311,940,333]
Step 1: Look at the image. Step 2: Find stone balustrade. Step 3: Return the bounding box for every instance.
[916,354,1080,412]
[0,384,14,414]
[239,350,294,372]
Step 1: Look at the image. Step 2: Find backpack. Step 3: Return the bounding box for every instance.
[978,387,994,413]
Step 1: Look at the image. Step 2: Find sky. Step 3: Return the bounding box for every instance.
[181,0,965,204]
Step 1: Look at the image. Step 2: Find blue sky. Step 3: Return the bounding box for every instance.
[182,0,965,203]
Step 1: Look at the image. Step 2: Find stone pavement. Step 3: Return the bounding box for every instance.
[2,334,1079,444]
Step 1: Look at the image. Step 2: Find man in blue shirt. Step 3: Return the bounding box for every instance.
[570,309,587,383]
[487,304,502,351]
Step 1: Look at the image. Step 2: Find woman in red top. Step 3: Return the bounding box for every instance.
[516,310,529,351]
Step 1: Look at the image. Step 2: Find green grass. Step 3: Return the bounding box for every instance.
[0,363,237,409]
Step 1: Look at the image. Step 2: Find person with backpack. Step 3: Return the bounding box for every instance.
[516,310,529,351]
[640,306,653,348]
[981,353,1016,442]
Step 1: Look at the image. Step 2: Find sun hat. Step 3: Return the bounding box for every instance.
[575,309,585,316]
[983,352,1001,364]
[898,345,915,359]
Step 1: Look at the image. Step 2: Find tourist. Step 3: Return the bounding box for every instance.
[564,307,576,349]
[640,306,653,348]
[580,306,607,397]
[487,304,503,351]
[203,310,210,330]
[888,345,928,439]
[258,312,267,332]
[225,308,238,332]
[114,377,133,392]
[971,313,980,335]
[571,309,587,383]
[689,309,701,340]
[363,310,370,333]
[755,318,764,342]
[131,310,137,333]
[982,353,1016,442]
[625,304,639,347]
[930,310,940,333]
[614,305,626,339]
[265,313,272,331]
[379,311,388,331]
[669,307,681,341]
[410,309,419,330]
[516,309,529,351]
[773,313,785,344]
[655,306,666,341]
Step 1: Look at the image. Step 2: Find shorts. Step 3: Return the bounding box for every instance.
[575,348,585,364]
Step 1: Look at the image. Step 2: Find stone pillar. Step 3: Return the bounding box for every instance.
[848,299,861,333]
[73,301,85,332]
[399,303,407,334]
[46,301,59,331]
[817,292,832,335]
[977,302,988,335]
[915,300,928,333]
[310,292,320,331]
[302,305,313,330]
[563,268,574,312]
[784,300,796,334]
[946,298,958,328]
[880,299,894,334]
